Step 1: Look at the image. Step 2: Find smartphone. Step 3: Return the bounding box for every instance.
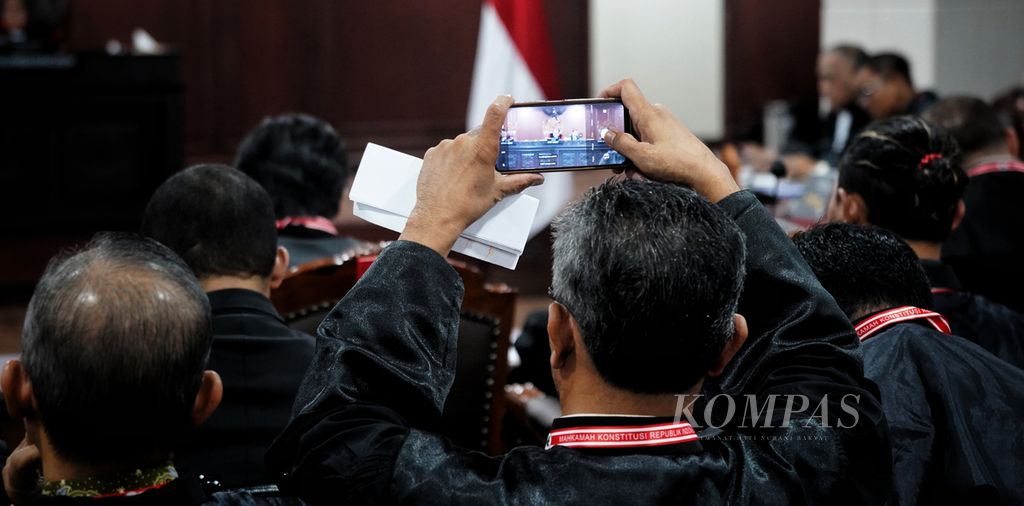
[496,98,632,173]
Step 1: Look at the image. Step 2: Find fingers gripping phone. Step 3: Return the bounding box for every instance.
[496,98,633,173]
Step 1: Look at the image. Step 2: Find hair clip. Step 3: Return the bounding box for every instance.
[919,153,943,168]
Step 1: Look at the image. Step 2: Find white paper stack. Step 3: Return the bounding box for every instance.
[350,143,540,269]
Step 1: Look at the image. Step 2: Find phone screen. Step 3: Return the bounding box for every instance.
[497,100,629,172]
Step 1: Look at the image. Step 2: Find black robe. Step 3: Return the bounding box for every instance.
[177,289,316,488]
[942,158,1024,313]
[921,259,1024,370]
[265,190,891,504]
[786,102,871,167]
[858,317,1024,505]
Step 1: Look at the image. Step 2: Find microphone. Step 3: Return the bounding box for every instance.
[770,159,787,179]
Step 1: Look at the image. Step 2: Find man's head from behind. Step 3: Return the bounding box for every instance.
[992,87,1024,155]
[235,113,349,222]
[793,223,932,321]
[827,115,966,244]
[858,53,915,119]
[547,179,748,407]
[922,95,1020,162]
[2,233,222,471]
[818,44,868,111]
[141,164,288,294]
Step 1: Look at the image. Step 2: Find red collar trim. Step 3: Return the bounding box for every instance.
[275,216,338,236]
[930,287,956,295]
[855,305,951,342]
[93,480,172,499]
[966,159,1024,178]
[545,421,698,450]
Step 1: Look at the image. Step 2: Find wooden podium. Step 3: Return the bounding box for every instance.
[0,53,183,294]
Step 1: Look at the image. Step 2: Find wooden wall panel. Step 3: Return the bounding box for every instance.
[0,1,587,297]
[69,0,214,152]
[724,0,821,140]
[67,0,588,163]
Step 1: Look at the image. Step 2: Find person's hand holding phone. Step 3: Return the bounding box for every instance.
[400,95,545,257]
[599,79,740,203]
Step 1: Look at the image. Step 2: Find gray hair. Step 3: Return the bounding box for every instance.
[22,232,212,466]
[550,179,746,394]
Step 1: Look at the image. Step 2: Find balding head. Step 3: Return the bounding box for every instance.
[18,233,214,467]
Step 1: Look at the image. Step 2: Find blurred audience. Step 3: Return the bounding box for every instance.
[798,44,873,167]
[744,44,872,178]
[141,165,315,488]
[923,96,1024,314]
[992,86,1024,150]
[235,114,359,268]
[794,223,1024,506]
[858,52,938,119]
[0,234,297,503]
[827,115,1024,369]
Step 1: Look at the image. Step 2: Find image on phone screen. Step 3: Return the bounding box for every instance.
[497,100,628,172]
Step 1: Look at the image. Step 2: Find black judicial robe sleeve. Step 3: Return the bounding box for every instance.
[265,190,890,505]
[862,324,1024,506]
[933,291,1024,370]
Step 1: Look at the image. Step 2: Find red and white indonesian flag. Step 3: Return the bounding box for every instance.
[467,0,572,237]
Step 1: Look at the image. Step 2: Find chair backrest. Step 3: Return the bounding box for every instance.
[442,258,516,454]
[270,242,385,330]
[270,249,516,455]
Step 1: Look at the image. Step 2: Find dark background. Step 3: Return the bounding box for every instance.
[67,0,592,163]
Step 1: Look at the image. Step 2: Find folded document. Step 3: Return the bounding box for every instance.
[350,143,540,269]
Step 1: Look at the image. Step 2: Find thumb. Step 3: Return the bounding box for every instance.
[495,173,545,198]
[604,129,649,165]
[477,95,514,139]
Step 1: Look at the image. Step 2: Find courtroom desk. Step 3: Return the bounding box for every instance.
[498,139,625,170]
[0,53,183,295]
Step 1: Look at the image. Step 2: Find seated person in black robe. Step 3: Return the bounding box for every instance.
[857,53,938,121]
[1,234,299,504]
[142,165,315,488]
[235,114,359,267]
[744,44,872,178]
[825,115,1024,369]
[794,223,1024,505]
[923,96,1024,314]
[265,81,891,504]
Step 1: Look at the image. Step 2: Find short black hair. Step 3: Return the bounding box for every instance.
[234,113,349,220]
[550,179,747,394]
[992,86,1024,152]
[867,52,913,87]
[792,223,932,320]
[837,115,966,242]
[22,233,212,467]
[830,44,868,69]
[142,164,278,279]
[922,96,1007,155]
